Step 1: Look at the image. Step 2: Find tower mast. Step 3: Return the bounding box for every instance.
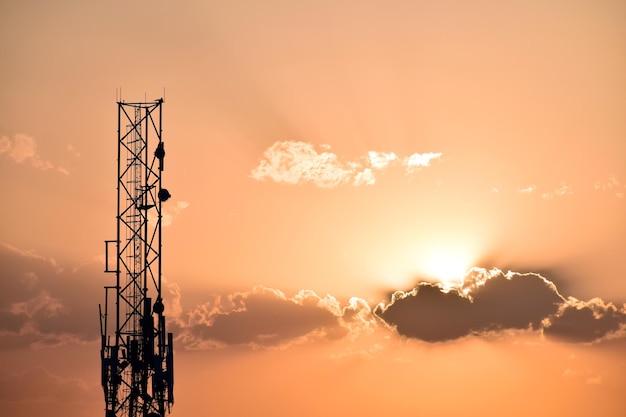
[100,98,174,417]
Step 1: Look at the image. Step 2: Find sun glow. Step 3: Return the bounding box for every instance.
[373,242,479,291]
[418,248,473,288]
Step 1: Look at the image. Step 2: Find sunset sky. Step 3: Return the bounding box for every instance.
[1,0,626,416]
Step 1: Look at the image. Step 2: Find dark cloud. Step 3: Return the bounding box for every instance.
[375,268,626,343]
[0,243,101,348]
[375,285,474,342]
[465,270,564,329]
[180,287,348,348]
[375,269,564,342]
[3,242,625,349]
[0,367,97,417]
[0,310,28,333]
[543,298,626,343]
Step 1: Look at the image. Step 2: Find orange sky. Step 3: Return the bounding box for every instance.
[1,1,626,416]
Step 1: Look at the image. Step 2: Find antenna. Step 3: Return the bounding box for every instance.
[100,98,174,417]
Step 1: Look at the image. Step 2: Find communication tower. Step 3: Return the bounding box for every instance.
[100,98,174,417]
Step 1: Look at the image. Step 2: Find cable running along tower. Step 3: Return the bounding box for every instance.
[100,98,174,417]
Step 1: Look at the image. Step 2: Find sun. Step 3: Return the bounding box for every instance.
[372,241,478,291]
[418,247,472,288]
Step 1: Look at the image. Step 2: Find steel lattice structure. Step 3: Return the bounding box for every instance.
[100,98,174,417]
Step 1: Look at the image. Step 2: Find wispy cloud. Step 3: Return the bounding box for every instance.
[594,174,625,199]
[0,133,68,174]
[515,183,573,199]
[404,152,443,173]
[66,144,81,158]
[512,181,574,200]
[146,200,190,227]
[163,200,190,227]
[517,185,536,194]
[542,183,574,200]
[493,176,626,200]
[250,141,442,188]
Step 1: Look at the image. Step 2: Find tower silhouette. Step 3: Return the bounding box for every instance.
[100,98,174,417]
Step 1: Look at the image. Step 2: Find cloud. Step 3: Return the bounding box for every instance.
[367,151,399,170]
[174,287,381,349]
[517,185,536,194]
[543,297,626,343]
[594,174,625,199]
[0,243,101,349]
[155,200,190,227]
[500,178,626,199]
[178,287,347,348]
[542,183,573,199]
[66,144,81,157]
[250,141,355,188]
[403,152,442,172]
[339,297,378,340]
[586,375,603,385]
[0,367,97,417]
[152,268,626,350]
[352,167,376,186]
[146,200,190,227]
[0,133,67,174]
[562,366,604,385]
[515,183,573,198]
[250,141,442,187]
[374,268,626,343]
[2,241,623,351]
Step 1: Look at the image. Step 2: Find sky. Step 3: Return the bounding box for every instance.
[1,0,626,416]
